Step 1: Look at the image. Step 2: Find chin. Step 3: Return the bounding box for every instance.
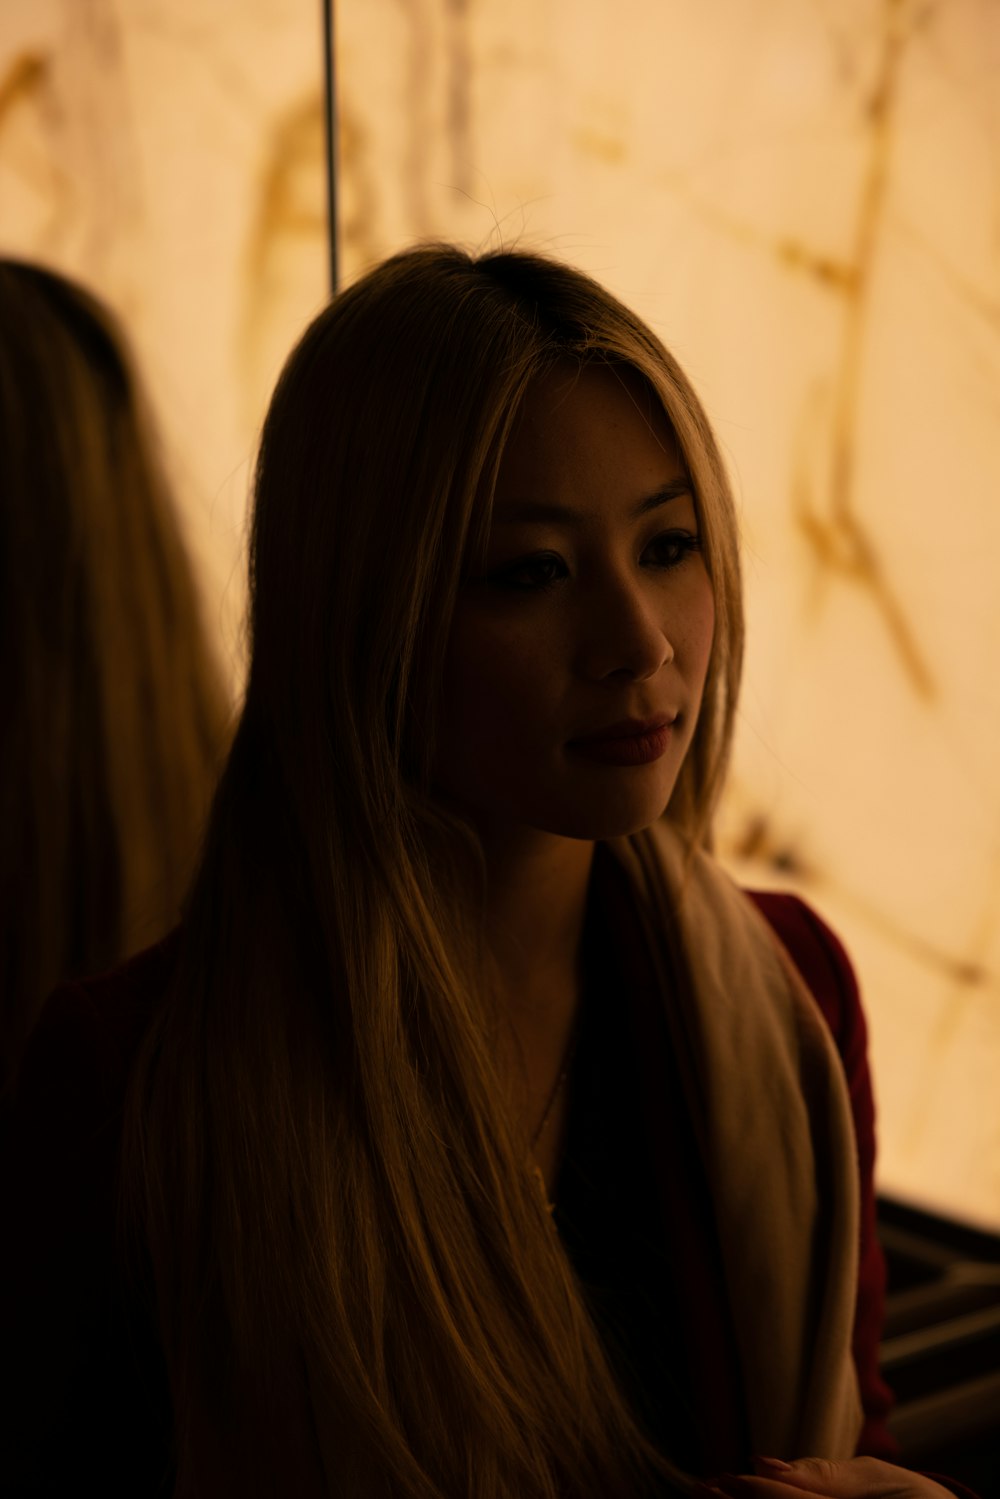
[531,791,677,842]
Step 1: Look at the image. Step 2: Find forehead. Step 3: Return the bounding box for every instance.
[494,362,684,501]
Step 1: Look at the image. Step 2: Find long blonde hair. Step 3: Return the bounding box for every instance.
[121,244,744,1497]
[0,259,231,1099]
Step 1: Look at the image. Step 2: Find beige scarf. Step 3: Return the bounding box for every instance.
[604,817,863,1461]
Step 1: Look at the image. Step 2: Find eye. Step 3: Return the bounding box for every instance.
[487,530,703,593]
[488,553,565,592]
[646,530,702,569]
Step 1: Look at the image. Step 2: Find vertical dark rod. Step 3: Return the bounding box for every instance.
[322,0,339,295]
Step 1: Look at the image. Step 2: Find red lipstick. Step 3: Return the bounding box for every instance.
[568,715,676,766]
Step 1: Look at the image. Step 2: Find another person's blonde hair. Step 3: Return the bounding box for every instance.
[122,244,744,1497]
[0,260,231,1097]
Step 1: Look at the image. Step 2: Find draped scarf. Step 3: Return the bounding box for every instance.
[601,818,863,1462]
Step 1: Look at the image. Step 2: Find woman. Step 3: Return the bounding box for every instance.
[0,246,976,1498]
[0,260,231,1099]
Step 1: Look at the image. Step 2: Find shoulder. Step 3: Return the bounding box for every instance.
[0,939,179,1493]
[1,927,181,1313]
[743,889,879,1188]
[743,889,866,1061]
[2,928,181,1179]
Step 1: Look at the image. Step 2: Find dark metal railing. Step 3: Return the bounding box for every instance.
[877,1195,1000,1488]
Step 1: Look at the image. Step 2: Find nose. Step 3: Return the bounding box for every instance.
[576,573,675,681]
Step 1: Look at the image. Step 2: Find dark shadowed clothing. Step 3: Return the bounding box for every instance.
[0,845,980,1497]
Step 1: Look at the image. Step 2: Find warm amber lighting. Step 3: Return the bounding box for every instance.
[1,0,997,1228]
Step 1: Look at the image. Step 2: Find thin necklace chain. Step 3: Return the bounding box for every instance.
[530,1019,581,1150]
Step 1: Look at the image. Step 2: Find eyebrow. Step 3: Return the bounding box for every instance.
[491,479,693,527]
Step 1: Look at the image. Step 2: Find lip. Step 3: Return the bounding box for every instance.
[572,713,676,743]
[568,720,675,767]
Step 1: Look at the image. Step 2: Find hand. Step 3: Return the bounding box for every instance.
[693,1455,957,1498]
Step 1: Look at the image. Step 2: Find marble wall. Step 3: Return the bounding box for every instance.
[2,0,998,1230]
[0,0,329,685]
[338,0,1000,1231]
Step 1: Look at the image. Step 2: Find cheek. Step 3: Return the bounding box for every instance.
[441,625,546,743]
[675,568,716,675]
[435,625,551,808]
[695,584,716,669]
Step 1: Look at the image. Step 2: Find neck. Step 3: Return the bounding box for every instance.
[481,830,594,1018]
[467,826,595,1152]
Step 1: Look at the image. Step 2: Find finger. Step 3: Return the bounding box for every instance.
[757,1457,854,1490]
[693,1480,830,1499]
[754,1456,849,1490]
[706,1456,952,1498]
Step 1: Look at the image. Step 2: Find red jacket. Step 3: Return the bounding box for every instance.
[0,895,980,1496]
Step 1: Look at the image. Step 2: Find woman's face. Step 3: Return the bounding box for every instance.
[434,362,716,843]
